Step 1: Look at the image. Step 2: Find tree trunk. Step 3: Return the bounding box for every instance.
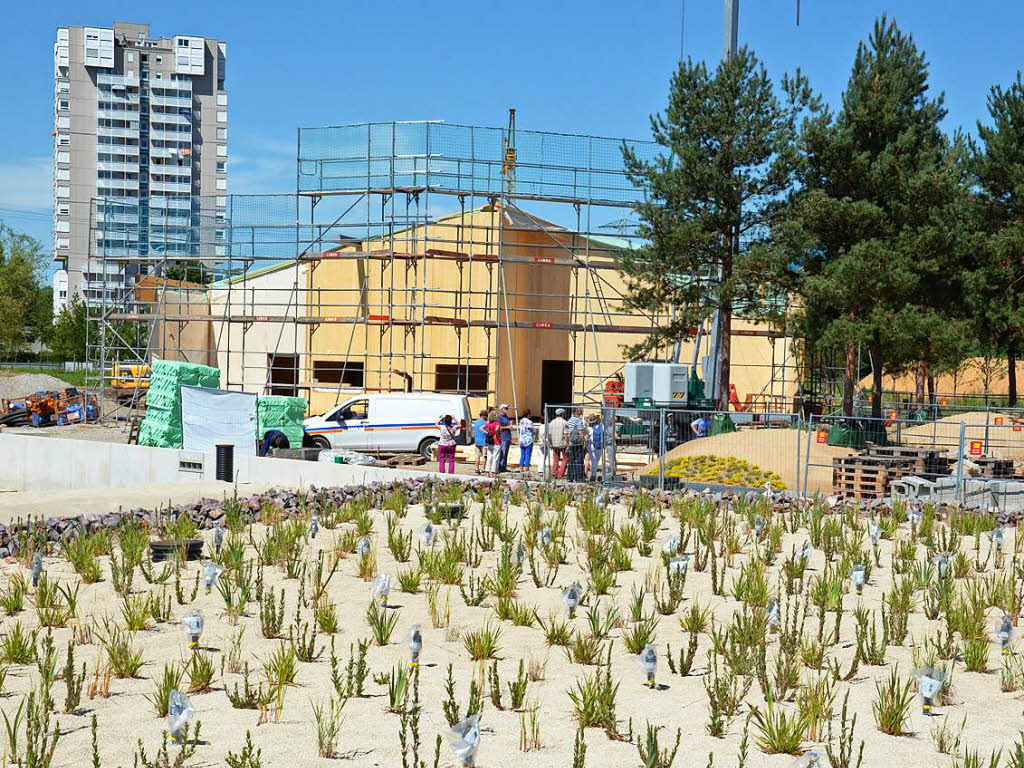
[914,360,926,405]
[718,304,732,412]
[927,375,935,406]
[870,336,883,421]
[1009,345,1018,407]
[716,225,735,412]
[842,340,856,417]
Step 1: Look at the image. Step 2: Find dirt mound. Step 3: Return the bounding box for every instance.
[0,373,74,400]
[902,411,1024,460]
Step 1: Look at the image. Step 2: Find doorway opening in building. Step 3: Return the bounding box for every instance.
[267,353,298,396]
[541,360,574,411]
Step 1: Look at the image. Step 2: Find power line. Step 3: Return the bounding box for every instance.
[0,207,52,221]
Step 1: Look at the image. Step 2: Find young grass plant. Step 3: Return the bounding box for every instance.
[622,616,659,655]
[463,622,502,661]
[366,601,400,646]
[567,651,620,737]
[313,696,347,758]
[0,622,38,665]
[872,667,914,736]
[147,662,184,716]
[63,533,103,583]
[121,594,152,631]
[537,612,573,647]
[315,599,339,634]
[186,651,216,693]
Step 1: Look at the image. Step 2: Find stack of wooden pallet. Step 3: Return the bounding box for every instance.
[972,456,1014,479]
[832,454,920,500]
[863,445,954,477]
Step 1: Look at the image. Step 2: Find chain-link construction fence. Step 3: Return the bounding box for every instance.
[506,404,1024,511]
[535,404,802,492]
[803,411,1024,510]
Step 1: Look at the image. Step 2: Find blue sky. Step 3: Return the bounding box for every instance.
[2,0,1022,252]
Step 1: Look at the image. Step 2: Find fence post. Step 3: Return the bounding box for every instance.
[658,407,666,493]
[606,408,616,484]
[956,420,966,506]
[795,412,802,494]
[802,414,815,499]
[543,406,550,482]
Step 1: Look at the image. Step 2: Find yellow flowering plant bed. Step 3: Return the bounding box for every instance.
[650,454,785,489]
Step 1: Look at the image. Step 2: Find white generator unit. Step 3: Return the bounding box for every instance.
[624,363,688,404]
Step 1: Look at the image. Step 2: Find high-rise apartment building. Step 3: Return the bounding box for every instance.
[52,21,227,313]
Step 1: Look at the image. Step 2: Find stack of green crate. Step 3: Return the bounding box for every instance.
[138,360,222,448]
[256,395,308,448]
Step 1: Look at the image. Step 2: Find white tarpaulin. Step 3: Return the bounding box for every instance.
[181,386,257,456]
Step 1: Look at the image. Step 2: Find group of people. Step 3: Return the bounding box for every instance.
[435,403,706,478]
[546,407,605,482]
[470,404,533,477]
[432,404,530,476]
[433,404,610,480]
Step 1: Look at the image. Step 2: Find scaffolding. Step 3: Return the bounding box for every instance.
[88,117,799,420]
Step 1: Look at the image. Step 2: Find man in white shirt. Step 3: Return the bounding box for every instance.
[547,407,568,479]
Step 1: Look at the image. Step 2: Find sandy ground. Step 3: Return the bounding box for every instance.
[903,411,1024,462]
[0,489,1019,767]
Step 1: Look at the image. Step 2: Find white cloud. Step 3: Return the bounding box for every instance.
[0,156,52,211]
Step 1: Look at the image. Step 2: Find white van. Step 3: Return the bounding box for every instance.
[303,393,472,458]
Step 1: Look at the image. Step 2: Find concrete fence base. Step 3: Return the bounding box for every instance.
[0,432,449,493]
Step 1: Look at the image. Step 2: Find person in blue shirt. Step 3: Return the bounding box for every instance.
[472,410,487,474]
[497,403,513,473]
[259,429,290,456]
[691,414,710,439]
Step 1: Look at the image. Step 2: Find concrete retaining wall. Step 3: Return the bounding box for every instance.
[0,432,443,492]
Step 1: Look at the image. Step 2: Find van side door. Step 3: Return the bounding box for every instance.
[330,398,371,450]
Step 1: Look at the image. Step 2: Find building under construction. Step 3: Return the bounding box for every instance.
[88,117,802,417]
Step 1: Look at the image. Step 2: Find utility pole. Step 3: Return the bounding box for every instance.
[704,0,739,406]
[724,0,738,58]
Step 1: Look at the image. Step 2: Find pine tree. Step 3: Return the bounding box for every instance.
[970,73,1024,406]
[764,16,973,417]
[622,48,817,408]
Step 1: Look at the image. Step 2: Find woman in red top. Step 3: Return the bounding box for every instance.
[482,411,501,477]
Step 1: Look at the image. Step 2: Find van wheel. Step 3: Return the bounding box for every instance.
[308,435,331,450]
[418,437,438,460]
